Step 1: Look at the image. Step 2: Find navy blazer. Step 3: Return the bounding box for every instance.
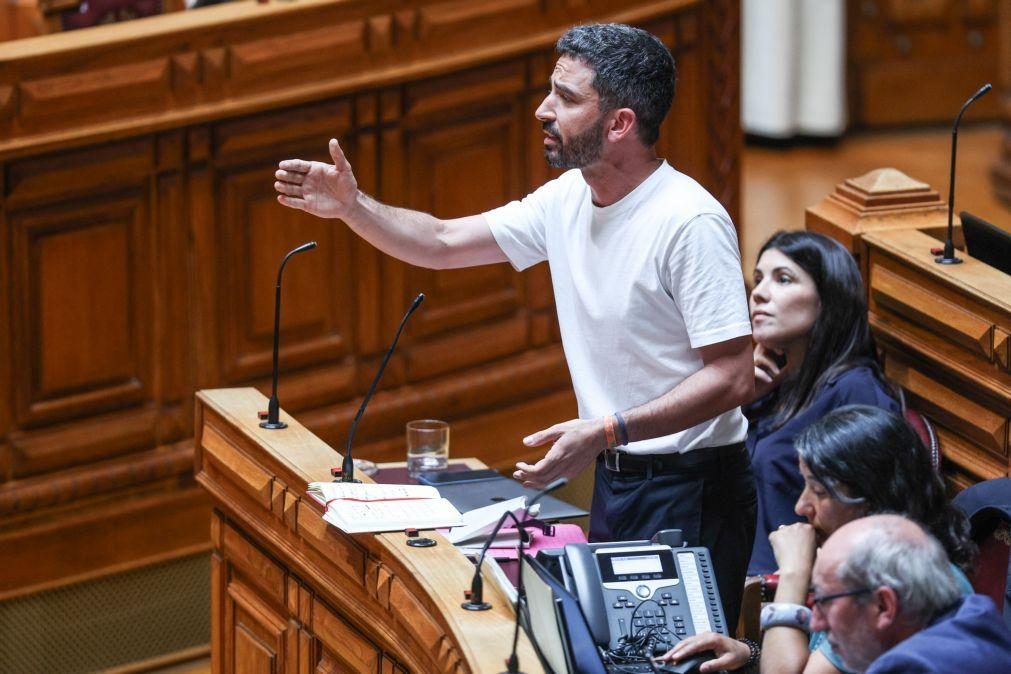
[746,365,898,575]
[867,594,1011,673]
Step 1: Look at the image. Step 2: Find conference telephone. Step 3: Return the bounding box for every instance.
[537,532,727,671]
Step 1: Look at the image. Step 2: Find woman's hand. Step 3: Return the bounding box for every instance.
[753,344,787,400]
[657,632,750,673]
[769,522,817,577]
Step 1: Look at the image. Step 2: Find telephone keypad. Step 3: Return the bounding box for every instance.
[576,543,725,658]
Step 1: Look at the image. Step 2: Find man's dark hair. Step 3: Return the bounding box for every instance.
[797,405,976,574]
[556,23,676,146]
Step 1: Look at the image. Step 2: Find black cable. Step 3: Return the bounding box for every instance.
[602,598,685,672]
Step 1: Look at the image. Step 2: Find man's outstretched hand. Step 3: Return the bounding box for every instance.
[514,418,604,488]
[275,138,359,220]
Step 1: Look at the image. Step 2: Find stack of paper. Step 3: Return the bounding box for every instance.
[445,496,539,554]
[306,482,464,534]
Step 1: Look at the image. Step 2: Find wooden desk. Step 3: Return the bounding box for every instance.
[195,387,543,673]
[808,170,1011,489]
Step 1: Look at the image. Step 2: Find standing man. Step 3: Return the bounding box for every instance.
[275,23,756,629]
[810,514,1011,673]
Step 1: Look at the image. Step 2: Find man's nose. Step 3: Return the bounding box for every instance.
[809,607,828,631]
[535,97,553,122]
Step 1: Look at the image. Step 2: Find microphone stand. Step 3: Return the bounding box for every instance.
[503,509,529,674]
[261,241,317,429]
[341,293,425,482]
[502,478,568,674]
[936,82,991,265]
[462,509,526,611]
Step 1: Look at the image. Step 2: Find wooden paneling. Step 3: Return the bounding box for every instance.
[0,0,742,648]
[12,196,151,428]
[311,598,381,674]
[848,0,1003,126]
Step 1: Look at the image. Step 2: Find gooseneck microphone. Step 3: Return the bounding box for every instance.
[460,477,568,616]
[260,241,317,429]
[937,83,991,265]
[502,477,568,674]
[340,293,425,482]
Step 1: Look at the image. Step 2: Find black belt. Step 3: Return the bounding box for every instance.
[599,441,745,475]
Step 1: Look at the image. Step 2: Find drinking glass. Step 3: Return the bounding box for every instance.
[406,419,449,478]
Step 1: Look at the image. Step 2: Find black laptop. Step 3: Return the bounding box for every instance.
[961,211,1011,275]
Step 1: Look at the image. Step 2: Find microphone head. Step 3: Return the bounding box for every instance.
[297,241,318,253]
[412,292,425,308]
[970,83,992,102]
[544,477,568,492]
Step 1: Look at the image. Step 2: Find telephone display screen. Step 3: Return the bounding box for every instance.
[597,549,677,583]
[610,554,663,576]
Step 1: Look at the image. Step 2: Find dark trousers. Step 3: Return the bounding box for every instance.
[589,443,758,635]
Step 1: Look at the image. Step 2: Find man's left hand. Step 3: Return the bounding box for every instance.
[513,418,604,488]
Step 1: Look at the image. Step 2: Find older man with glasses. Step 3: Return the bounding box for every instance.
[810,513,1011,674]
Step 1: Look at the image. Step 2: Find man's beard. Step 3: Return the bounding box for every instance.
[543,117,605,169]
[830,618,883,674]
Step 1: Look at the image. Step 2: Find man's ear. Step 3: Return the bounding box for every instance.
[872,586,900,631]
[606,108,637,142]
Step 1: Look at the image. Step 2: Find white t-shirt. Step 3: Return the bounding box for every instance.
[484,162,751,454]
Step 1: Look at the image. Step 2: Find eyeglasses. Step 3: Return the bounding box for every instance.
[810,587,872,609]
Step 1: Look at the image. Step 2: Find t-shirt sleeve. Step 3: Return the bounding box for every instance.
[665,212,752,348]
[483,181,555,272]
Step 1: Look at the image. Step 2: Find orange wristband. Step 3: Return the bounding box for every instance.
[603,415,617,448]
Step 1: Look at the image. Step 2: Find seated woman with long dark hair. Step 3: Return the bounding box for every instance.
[658,405,975,674]
[746,231,900,575]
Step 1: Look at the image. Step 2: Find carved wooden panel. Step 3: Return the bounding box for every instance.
[311,598,381,674]
[870,265,994,359]
[20,60,172,134]
[216,168,353,383]
[885,354,1008,459]
[10,193,152,431]
[399,61,529,377]
[848,0,1003,125]
[227,580,291,674]
[227,22,368,96]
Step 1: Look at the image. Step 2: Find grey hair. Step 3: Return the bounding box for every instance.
[555,23,676,146]
[836,516,960,627]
